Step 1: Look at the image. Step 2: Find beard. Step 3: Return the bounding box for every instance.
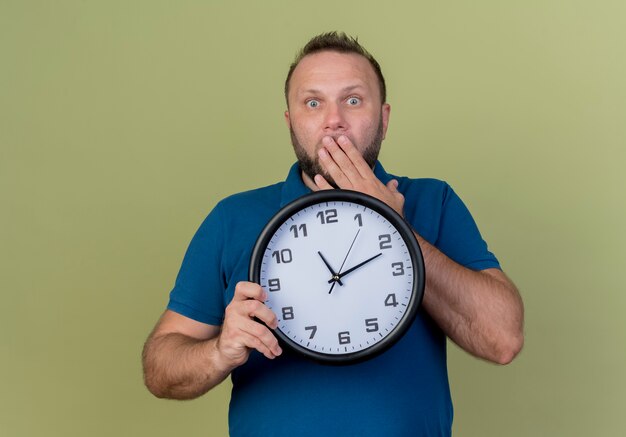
[290,117,384,189]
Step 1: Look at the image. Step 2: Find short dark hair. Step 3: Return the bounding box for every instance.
[284,31,387,105]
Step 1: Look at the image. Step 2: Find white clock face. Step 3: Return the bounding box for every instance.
[257,195,419,360]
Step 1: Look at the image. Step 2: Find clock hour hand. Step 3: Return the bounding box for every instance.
[329,252,383,283]
[318,251,343,286]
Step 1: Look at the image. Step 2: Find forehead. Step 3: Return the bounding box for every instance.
[289,51,379,97]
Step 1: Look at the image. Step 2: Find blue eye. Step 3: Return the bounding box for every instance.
[347,97,361,105]
[307,100,320,108]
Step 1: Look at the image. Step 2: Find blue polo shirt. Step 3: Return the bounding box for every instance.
[168,162,500,437]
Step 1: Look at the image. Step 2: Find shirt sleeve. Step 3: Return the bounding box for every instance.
[435,184,501,271]
[167,203,227,326]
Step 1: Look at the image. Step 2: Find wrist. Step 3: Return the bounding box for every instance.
[209,337,236,376]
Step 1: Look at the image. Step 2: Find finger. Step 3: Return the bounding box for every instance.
[233,281,266,302]
[336,135,374,178]
[318,146,353,189]
[221,312,282,358]
[240,318,282,357]
[386,179,399,193]
[242,298,278,329]
[386,179,406,217]
[237,329,280,359]
[314,174,334,190]
[322,136,362,183]
[226,293,278,329]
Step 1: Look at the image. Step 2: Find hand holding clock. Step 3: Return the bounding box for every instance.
[313,135,405,218]
[215,281,282,369]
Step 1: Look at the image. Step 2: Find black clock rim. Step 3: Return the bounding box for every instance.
[249,189,425,365]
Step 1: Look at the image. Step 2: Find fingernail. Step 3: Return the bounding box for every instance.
[318,148,328,158]
[338,135,347,144]
[322,136,333,145]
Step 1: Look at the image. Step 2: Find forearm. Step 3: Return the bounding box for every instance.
[416,233,524,364]
[142,332,232,400]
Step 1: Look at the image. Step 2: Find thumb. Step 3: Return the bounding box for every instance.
[386,179,405,218]
[386,179,399,193]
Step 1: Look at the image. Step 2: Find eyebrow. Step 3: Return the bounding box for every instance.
[299,84,367,96]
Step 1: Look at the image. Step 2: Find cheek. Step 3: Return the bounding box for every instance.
[292,118,320,142]
[351,117,376,141]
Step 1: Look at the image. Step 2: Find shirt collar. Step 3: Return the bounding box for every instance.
[280,160,393,207]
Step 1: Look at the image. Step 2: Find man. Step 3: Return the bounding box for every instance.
[143,32,524,436]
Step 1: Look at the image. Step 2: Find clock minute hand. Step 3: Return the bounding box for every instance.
[318,251,343,286]
[329,253,383,283]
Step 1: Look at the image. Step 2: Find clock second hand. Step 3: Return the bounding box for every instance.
[328,229,360,294]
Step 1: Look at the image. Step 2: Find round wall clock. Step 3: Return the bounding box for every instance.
[249,189,425,364]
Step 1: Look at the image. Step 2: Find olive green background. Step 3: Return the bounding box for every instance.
[2,1,624,436]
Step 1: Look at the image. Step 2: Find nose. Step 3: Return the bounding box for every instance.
[323,103,348,132]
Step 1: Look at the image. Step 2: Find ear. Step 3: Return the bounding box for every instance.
[381,103,391,140]
[284,110,291,129]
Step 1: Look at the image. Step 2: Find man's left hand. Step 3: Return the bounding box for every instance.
[314,135,405,217]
